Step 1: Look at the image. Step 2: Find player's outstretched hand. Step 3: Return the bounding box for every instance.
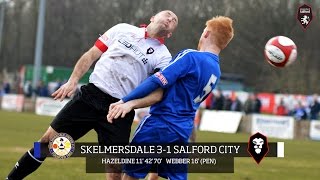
[51,81,77,101]
[109,100,124,112]
[107,100,133,123]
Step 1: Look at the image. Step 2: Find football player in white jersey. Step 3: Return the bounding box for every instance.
[7,10,178,180]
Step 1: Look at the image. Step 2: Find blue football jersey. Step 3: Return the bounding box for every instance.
[149,49,221,139]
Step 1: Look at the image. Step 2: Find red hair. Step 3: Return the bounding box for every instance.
[206,16,234,49]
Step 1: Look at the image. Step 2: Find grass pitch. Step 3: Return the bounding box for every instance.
[0,110,319,180]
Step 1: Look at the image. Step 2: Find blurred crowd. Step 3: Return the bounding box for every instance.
[2,79,320,121]
[204,89,320,121]
[0,79,64,98]
[204,89,262,113]
[0,80,11,96]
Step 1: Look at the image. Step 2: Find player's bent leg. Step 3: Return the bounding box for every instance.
[122,173,139,180]
[104,163,122,180]
[148,173,160,180]
[39,126,58,143]
[189,127,196,143]
[106,172,122,180]
[97,108,135,180]
[7,86,98,180]
[6,126,57,180]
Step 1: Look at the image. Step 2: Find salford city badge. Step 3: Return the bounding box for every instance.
[247,132,269,164]
[297,4,313,30]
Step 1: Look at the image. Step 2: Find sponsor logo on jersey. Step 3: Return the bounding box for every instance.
[147,47,154,54]
[118,38,149,64]
[155,72,168,85]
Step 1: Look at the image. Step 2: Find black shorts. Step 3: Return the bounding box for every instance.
[50,83,135,145]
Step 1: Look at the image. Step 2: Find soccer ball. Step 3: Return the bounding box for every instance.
[264,36,297,68]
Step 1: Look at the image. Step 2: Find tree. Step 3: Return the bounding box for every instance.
[1,0,319,94]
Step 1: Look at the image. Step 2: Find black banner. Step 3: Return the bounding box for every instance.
[34,142,281,173]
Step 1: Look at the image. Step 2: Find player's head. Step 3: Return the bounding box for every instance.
[148,10,178,39]
[198,16,234,52]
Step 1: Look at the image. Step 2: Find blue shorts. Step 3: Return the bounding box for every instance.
[124,116,188,180]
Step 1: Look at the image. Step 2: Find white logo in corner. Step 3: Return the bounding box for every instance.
[252,138,264,154]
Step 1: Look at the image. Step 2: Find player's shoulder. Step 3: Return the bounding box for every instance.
[174,49,199,60]
[179,49,219,65]
[157,44,170,53]
[112,23,141,34]
[111,23,138,32]
[179,49,198,54]
[175,49,197,56]
[188,50,219,61]
[180,49,214,57]
[152,42,171,59]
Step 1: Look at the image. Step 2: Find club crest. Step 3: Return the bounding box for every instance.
[147,47,154,54]
[247,132,269,164]
[297,4,313,30]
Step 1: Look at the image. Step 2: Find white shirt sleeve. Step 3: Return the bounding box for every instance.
[94,23,127,52]
[154,50,172,70]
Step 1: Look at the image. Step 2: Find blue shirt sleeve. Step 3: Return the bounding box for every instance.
[122,50,193,102]
[122,77,160,102]
[153,50,193,88]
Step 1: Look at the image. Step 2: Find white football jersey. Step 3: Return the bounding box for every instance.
[89,23,171,99]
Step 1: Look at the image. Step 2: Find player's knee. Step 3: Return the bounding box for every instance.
[39,135,49,143]
[148,173,159,180]
[106,173,121,180]
[122,173,137,180]
[39,127,58,143]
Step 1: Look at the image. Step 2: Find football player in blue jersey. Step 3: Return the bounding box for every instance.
[107,16,234,180]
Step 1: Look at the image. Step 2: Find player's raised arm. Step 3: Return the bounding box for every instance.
[51,46,103,101]
[107,50,194,122]
[120,50,194,103]
[107,88,163,122]
[51,24,120,101]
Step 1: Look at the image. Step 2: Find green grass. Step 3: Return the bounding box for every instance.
[0,110,319,179]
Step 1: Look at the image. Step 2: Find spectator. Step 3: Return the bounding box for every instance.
[310,94,320,120]
[0,84,4,97]
[204,92,214,109]
[231,96,242,112]
[3,81,11,94]
[212,89,224,110]
[253,93,262,113]
[23,81,33,97]
[275,98,288,116]
[294,102,308,120]
[244,94,254,114]
[35,81,49,97]
[223,94,232,110]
